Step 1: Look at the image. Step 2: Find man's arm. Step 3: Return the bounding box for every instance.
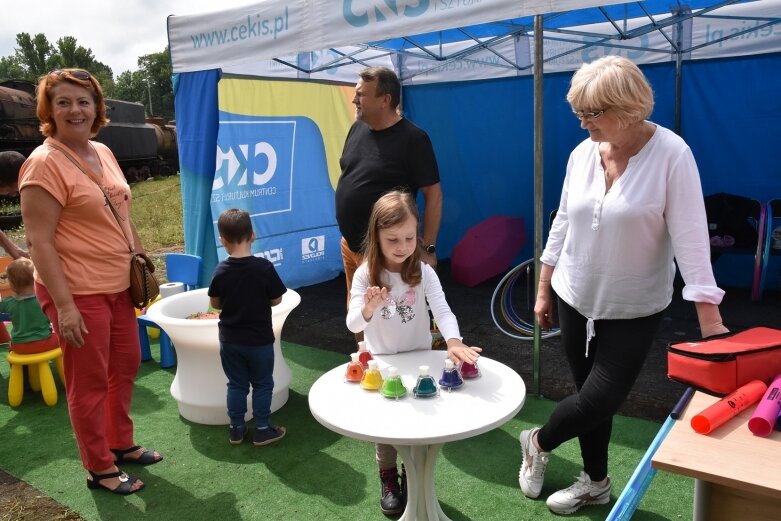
[420,182,442,267]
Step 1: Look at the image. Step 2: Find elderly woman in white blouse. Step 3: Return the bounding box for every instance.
[517,56,728,516]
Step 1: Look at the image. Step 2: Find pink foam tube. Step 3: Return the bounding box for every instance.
[748,374,781,437]
[691,380,767,435]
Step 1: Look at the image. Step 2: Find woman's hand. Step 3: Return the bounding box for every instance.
[700,322,729,339]
[695,302,729,339]
[534,293,555,330]
[362,286,388,321]
[57,302,89,348]
[446,341,482,365]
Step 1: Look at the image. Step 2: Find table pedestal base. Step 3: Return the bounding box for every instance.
[395,443,451,521]
[694,478,781,521]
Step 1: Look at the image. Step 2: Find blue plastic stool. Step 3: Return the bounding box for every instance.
[137,314,176,368]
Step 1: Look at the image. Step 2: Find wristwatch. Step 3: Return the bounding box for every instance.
[423,244,436,254]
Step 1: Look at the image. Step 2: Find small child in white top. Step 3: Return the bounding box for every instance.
[345,190,481,515]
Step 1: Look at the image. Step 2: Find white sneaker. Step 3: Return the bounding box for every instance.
[546,471,611,515]
[518,428,550,498]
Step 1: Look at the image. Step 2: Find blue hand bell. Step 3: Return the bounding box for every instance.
[413,365,439,398]
[380,366,407,400]
[439,359,464,390]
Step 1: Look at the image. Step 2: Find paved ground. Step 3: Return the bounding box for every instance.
[283,259,781,422]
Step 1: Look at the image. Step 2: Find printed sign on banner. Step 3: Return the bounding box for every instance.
[212,78,354,288]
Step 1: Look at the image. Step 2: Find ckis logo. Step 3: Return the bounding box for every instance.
[255,248,283,266]
[302,236,325,262]
[213,142,277,190]
[343,0,429,28]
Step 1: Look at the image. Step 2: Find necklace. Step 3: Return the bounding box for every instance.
[601,122,652,184]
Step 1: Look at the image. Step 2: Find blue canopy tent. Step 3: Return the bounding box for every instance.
[168,0,781,288]
[169,1,781,393]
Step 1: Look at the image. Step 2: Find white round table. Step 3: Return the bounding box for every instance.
[308,350,525,521]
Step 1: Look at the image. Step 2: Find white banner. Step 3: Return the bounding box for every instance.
[168,0,627,73]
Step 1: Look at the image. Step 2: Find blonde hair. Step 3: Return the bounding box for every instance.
[566,56,654,128]
[363,191,422,289]
[36,69,109,137]
[6,258,34,290]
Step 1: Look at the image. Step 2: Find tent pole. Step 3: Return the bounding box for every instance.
[532,15,544,397]
[675,45,682,135]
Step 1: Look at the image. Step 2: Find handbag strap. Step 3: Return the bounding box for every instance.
[47,141,135,254]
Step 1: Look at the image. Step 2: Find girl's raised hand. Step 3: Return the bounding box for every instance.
[362,286,388,320]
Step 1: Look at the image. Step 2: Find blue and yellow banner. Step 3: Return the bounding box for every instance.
[213,77,354,288]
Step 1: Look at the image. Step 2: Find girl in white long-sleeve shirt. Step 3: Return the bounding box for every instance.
[346,190,481,516]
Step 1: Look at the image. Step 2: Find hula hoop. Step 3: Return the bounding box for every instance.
[751,202,767,301]
[490,259,561,341]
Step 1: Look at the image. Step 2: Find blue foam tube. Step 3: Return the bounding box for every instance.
[605,387,694,521]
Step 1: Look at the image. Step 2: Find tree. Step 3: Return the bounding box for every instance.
[0,32,114,92]
[137,47,174,121]
[0,57,25,82]
[14,33,56,79]
[0,33,175,121]
[54,36,114,92]
[113,70,148,107]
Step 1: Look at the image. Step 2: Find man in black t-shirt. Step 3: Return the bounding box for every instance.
[335,67,442,310]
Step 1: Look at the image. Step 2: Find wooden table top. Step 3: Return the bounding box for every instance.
[652,390,781,499]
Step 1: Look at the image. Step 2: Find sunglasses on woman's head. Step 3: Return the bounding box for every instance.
[48,69,91,80]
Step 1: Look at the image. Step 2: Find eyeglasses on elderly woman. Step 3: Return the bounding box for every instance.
[48,69,92,80]
[572,109,605,121]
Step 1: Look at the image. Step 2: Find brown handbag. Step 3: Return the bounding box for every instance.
[128,252,160,310]
[48,142,160,309]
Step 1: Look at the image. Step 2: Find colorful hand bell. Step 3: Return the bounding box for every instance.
[413,365,439,398]
[360,359,384,391]
[460,357,480,379]
[380,366,407,400]
[439,359,464,390]
[344,352,364,383]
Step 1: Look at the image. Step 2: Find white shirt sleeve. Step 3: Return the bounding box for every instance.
[346,263,371,333]
[423,264,462,341]
[663,145,725,304]
[540,153,573,266]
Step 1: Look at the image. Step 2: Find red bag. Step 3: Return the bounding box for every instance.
[667,327,781,396]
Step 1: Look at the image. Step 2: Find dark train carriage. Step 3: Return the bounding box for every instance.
[0,80,41,157]
[0,79,178,182]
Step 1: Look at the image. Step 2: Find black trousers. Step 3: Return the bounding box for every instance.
[537,298,665,481]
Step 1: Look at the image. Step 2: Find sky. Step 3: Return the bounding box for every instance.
[0,0,255,76]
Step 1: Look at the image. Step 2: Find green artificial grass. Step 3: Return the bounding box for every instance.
[0,341,694,520]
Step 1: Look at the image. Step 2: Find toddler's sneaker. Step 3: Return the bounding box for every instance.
[518,428,550,498]
[546,471,611,515]
[229,423,247,445]
[254,425,286,446]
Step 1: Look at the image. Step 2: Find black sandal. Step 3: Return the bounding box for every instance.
[86,470,144,495]
[110,445,163,466]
